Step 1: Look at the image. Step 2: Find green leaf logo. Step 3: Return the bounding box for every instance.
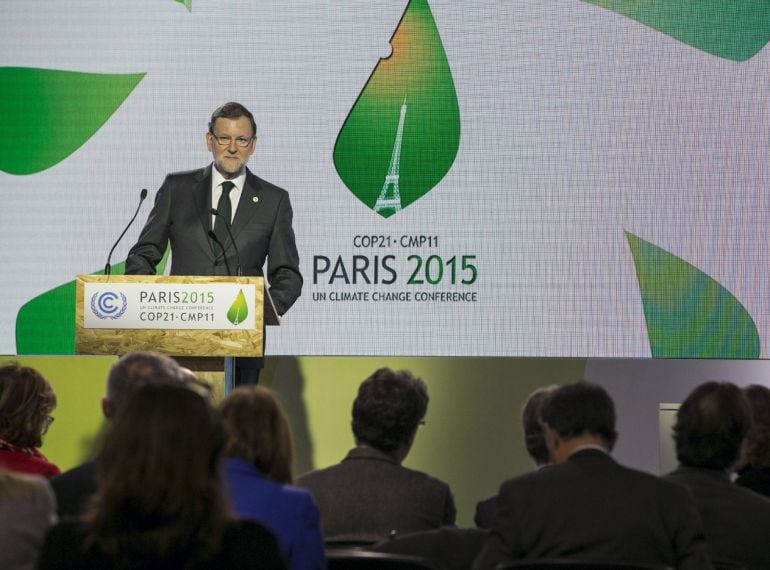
[227,289,249,326]
[174,0,192,12]
[626,231,760,358]
[333,0,460,218]
[0,67,145,175]
[582,1,770,61]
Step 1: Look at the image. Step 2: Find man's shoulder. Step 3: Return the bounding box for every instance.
[500,453,683,497]
[298,451,450,494]
[165,166,208,181]
[397,462,452,492]
[668,466,770,508]
[296,462,342,486]
[245,169,289,198]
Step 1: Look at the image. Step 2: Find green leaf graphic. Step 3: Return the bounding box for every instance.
[16,249,170,355]
[583,1,770,61]
[174,0,192,12]
[0,68,145,175]
[333,0,460,218]
[626,232,760,358]
[227,290,249,326]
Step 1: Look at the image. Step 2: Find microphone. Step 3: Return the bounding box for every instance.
[210,208,242,276]
[104,188,148,277]
[208,231,232,276]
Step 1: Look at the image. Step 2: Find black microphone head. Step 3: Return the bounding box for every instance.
[140,188,148,200]
[210,208,219,216]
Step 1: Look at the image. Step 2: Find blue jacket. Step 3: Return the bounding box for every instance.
[224,457,326,570]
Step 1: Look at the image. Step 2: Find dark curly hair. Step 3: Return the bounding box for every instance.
[674,381,751,470]
[743,384,770,468]
[352,368,428,453]
[0,362,56,449]
[540,382,617,446]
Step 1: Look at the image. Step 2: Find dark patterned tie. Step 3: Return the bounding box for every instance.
[214,181,234,255]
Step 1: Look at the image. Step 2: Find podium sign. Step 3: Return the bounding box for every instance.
[75,275,264,357]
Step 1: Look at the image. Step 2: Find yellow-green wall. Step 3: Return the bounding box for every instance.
[4,355,586,527]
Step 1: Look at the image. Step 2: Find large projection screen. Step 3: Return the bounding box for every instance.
[2,1,769,358]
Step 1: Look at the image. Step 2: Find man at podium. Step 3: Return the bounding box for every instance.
[125,102,302,384]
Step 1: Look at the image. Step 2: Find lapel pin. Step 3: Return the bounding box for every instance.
[252,196,259,203]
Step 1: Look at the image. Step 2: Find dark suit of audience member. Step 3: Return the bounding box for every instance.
[39,519,285,570]
[298,368,456,544]
[50,352,185,520]
[474,385,556,529]
[473,382,712,570]
[735,465,770,498]
[734,384,770,500]
[373,527,489,570]
[50,461,96,521]
[219,386,326,570]
[665,381,770,570]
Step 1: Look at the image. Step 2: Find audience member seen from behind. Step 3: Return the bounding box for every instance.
[473,381,711,570]
[220,386,326,570]
[666,381,770,570]
[0,362,59,478]
[475,384,557,529]
[734,384,770,498]
[298,368,455,544]
[0,467,56,570]
[38,384,287,569]
[51,351,185,520]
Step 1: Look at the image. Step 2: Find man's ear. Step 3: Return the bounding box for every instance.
[544,424,559,455]
[733,437,751,473]
[101,397,113,420]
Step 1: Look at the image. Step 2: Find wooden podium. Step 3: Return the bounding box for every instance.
[75,275,269,395]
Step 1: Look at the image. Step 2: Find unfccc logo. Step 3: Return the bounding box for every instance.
[90,291,128,320]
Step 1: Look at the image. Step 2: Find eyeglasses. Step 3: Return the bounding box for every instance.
[209,133,254,148]
[42,415,54,433]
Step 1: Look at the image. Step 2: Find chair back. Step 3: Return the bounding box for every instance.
[712,561,747,570]
[497,561,672,570]
[327,548,436,570]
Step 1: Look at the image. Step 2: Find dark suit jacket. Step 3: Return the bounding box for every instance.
[735,465,770,499]
[473,449,711,570]
[473,495,498,530]
[50,461,97,521]
[297,447,456,544]
[38,520,287,569]
[125,165,302,316]
[667,466,770,570]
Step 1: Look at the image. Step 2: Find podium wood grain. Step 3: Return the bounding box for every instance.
[75,275,264,357]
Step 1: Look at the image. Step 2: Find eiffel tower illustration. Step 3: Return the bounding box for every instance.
[374,97,407,215]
